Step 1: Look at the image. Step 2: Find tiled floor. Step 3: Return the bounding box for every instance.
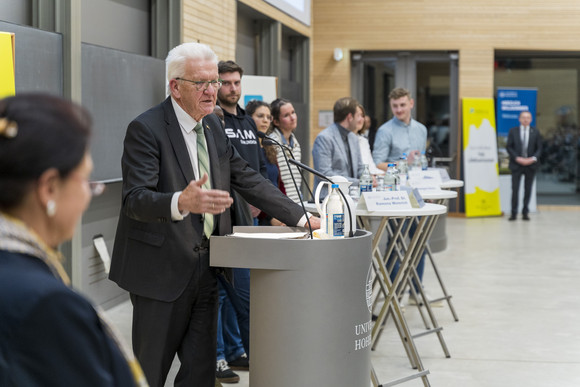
[105,209,580,386]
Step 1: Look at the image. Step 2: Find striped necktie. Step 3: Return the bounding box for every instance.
[195,123,214,238]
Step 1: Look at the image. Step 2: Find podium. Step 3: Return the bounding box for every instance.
[210,226,372,387]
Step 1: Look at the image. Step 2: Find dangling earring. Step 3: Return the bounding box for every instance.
[47,200,56,217]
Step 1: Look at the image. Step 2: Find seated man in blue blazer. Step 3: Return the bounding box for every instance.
[312,97,365,198]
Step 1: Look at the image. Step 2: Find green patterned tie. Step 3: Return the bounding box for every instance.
[194,123,214,238]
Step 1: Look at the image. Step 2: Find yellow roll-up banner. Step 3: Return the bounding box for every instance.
[0,32,15,98]
[462,98,502,217]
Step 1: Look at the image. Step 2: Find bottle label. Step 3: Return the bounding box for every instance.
[359,184,372,194]
[331,213,344,237]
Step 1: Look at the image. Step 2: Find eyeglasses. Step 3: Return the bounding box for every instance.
[175,77,223,91]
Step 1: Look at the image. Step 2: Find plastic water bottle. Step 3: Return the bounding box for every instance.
[359,164,373,195]
[420,150,428,170]
[391,163,401,191]
[411,153,422,171]
[376,175,385,192]
[384,163,396,191]
[325,184,344,238]
[398,154,408,186]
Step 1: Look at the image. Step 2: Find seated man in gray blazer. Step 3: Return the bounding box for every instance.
[312,97,365,198]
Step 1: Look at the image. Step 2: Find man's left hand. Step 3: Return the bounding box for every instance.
[308,216,321,230]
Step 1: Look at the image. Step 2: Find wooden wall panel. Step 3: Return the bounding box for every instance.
[312,0,580,145]
[182,0,237,60]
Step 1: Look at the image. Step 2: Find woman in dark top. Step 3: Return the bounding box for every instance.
[245,100,286,226]
[0,94,146,386]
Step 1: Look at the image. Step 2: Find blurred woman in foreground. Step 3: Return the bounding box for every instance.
[0,94,146,386]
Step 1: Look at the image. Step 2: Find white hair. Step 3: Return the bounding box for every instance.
[165,42,218,94]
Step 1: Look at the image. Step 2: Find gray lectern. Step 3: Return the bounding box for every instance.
[211,226,372,387]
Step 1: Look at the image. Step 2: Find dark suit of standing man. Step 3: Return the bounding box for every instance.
[110,42,320,387]
[506,110,542,221]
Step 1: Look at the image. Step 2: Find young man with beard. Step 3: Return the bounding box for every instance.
[214,60,263,383]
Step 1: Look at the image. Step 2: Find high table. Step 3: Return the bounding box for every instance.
[440,178,464,190]
[413,189,459,323]
[306,201,447,387]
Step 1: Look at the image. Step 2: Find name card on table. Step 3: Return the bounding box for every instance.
[400,186,425,208]
[408,169,443,190]
[359,191,412,212]
[437,168,451,182]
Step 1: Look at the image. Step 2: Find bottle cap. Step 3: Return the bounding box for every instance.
[331,184,339,188]
[387,163,395,167]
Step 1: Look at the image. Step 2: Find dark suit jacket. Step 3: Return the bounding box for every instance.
[506,125,542,172]
[0,251,134,387]
[110,97,304,302]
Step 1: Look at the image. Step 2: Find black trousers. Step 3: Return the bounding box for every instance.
[511,166,536,216]
[130,248,218,387]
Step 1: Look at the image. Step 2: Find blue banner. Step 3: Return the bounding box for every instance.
[496,87,537,137]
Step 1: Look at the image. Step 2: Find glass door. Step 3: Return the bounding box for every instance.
[351,51,459,170]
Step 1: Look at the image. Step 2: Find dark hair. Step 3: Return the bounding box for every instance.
[245,100,277,164]
[270,98,293,131]
[0,94,92,210]
[218,60,244,77]
[245,100,270,116]
[333,97,359,123]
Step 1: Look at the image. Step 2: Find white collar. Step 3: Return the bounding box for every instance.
[171,97,199,133]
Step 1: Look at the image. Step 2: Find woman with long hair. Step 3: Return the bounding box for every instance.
[245,100,284,226]
[245,100,279,187]
[267,98,303,203]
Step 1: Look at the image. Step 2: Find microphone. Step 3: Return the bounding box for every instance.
[257,131,313,239]
[287,159,355,238]
[258,132,314,201]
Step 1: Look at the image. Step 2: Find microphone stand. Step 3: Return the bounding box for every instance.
[257,131,314,202]
[287,158,355,238]
[280,144,314,202]
[258,132,313,239]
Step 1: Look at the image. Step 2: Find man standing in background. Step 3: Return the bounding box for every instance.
[215,60,263,383]
[506,110,542,221]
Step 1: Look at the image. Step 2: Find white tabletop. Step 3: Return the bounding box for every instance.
[440,179,463,189]
[356,202,447,217]
[304,202,447,217]
[418,189,457,200]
